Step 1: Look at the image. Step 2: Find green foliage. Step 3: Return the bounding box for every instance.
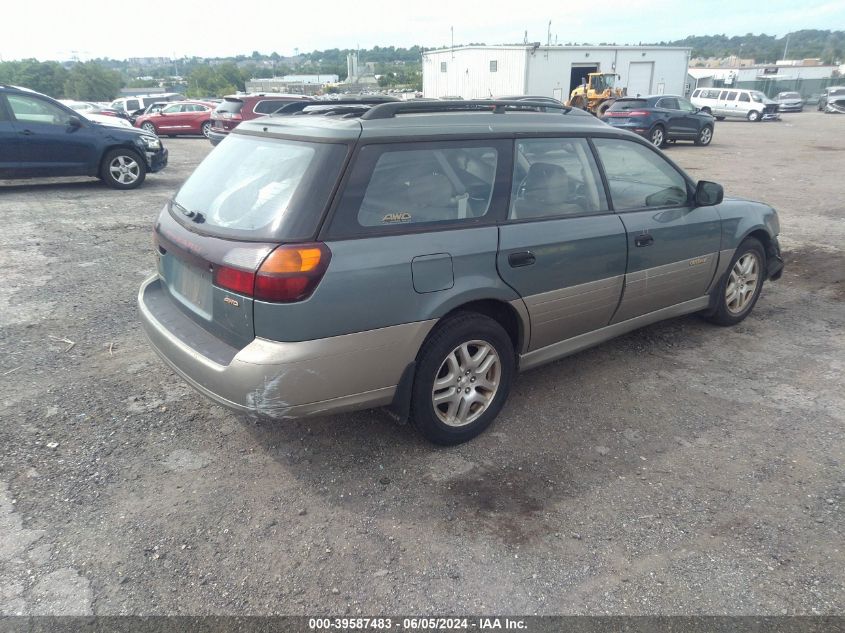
[0,59,69,97]
[62,62,123,101]
[126,78,159,89]
[185,62,247,98]
[659,29,844,64]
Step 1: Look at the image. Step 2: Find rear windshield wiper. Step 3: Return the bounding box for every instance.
[173,200,206,223]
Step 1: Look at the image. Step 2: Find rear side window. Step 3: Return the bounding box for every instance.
[328,141,507,236]
[608,99,648,111]
[739,93,750,102]
[593,138,689,210]
[656,97,679,109]
[172,135,348,241]
[254,100,288,114]
[726,91,738,101]
[510,138,607,220]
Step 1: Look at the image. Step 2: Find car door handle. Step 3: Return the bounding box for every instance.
[508,251,536,267]
[635,234,654,247]
[19,129,35,136]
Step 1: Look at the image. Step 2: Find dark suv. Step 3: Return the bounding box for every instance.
[139,100,783,444]
[208,93,312,145]
[0,85,168,189]
[601,95,715,147]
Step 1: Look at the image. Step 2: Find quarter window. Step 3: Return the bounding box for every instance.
[593,138,689,210]
[329,142,503,235]
[6,95,72,126]
[510,138,607,220]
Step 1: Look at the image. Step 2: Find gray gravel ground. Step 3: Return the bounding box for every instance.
[0,112,843,616]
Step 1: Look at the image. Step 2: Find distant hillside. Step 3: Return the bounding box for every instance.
[655,30,844,64]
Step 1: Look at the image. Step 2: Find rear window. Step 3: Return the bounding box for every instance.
[254,100,290,114]
[608,99,648,111]
[171,135,348,241]
[215,99,244,115]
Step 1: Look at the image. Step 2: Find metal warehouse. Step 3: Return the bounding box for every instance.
[423,45,692,101]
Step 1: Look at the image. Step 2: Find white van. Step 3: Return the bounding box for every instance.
[109,93,182,116]
[690,88,780,122]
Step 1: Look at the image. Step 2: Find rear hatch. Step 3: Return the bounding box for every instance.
[153,133,350,349]
[601,98,650,124]
[211,98,244,132]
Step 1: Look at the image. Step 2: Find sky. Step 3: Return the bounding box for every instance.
[1,0,844,61]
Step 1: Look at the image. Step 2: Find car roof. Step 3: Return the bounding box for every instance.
[224,93,313,101]
[235,101,610,142]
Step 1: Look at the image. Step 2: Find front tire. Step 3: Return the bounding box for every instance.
[705,238,766,326]
[649,125,666,147]
[100,148,146,190]
[747,110,761,122]
[410,313,515,445]
[695,125,714,146]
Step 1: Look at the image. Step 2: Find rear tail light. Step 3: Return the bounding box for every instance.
[605,110,649,117]
[213,243,331,303]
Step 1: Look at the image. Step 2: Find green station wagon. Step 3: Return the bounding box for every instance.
[139,100,784,444]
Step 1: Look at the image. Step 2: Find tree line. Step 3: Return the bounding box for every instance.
[659,29,844,64]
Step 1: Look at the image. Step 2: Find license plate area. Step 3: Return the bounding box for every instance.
[165,257,213,320]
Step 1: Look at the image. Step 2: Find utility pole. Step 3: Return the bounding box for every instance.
[782,33,791,61]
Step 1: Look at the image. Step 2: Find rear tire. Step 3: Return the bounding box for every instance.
[695,125,714,146]
[715,116,726,121]
[410,312,515,445]
[705,238,766,326]
[649,124,666,148]
[100,148,146,190]
[201,121,212,138]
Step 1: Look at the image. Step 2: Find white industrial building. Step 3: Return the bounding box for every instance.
[423,45,692,101]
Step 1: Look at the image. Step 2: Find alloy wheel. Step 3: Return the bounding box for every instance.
[431,340,501,427]
[108,155,141,185]
[726,253,760,314]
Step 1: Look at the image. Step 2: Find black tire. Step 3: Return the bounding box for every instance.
[99,148,146,190]
[167,134,177,138]
[747,110,761,122]
[201,121,212,138]
[705,238,766,326]
[695,125,714,146]
[570,95,587,110]
[596,99,614,116]
[140,122,157,134]
[700,107,712,115]
[715,116,726,121]
[410,312,515,445]
[649,124,666,147]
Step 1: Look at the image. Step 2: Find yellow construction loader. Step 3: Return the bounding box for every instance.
[567,72,626,116]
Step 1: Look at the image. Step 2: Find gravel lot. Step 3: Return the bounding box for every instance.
[1,113,843,616]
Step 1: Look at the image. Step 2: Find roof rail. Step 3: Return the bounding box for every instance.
[360,99,572,120]
[273,97,401,116]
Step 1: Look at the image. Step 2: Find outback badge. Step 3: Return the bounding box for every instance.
[688,256,709,267]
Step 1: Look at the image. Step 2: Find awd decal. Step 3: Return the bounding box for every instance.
[223,296,240,307]
[382,212,412,224]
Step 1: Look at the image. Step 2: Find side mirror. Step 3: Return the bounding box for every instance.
[67,115,83,128]
[694,180,724,207]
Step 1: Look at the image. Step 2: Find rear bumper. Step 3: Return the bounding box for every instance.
[207,129,228,146]
[138,275,435,419]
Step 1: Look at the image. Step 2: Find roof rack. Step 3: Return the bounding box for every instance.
[274,97,400,116]
[359,99,572,120]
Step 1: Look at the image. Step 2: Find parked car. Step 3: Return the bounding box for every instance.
[129,102,169,125]
[690,88,780,121]
[138,99,783,445]
[110,93,182,118]
[208,93,312,145]
[601,95,715,147]
[59,100,134,128]
[0,85,167,189]
[818,86,845,112]
[134,101,216,138]
[775,92,805,112]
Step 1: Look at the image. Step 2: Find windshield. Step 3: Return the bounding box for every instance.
[779,92,800,99]
[591,75,607,92]
[831,88,845,96]
[172,135,348,241]
[750,91,767,103]
[215,99,244,114]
